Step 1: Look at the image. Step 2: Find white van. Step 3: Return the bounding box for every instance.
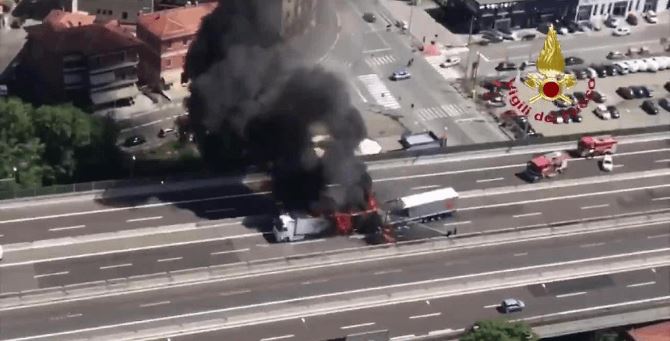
[613,62,629,74]
[634,59,648,72]
[651,56,669,70]
[623,60,639,73]
[642,58,659,72]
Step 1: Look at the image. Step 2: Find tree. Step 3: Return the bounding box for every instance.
[461,319,538,341]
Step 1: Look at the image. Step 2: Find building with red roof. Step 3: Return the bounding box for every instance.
[23,9,142,109]
[627,320,670,341]
[136,2,216,90]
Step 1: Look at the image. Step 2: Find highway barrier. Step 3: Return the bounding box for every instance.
[20,249,670,340]
[0,130,667,204]
[1,212,669,311]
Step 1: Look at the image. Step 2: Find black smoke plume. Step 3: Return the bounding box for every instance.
[185,0,372,212]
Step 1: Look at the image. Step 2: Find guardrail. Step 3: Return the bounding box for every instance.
[1,212,668,310]
[0,125,667,202]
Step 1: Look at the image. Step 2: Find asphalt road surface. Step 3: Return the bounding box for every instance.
[1,223,668,340]
[0,138,667,244]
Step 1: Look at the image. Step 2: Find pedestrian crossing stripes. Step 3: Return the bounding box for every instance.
[415,104,470,121]
[365,54,397,67]
[425,55,464,81]
[357,74,401,109]
[318,55,352,69]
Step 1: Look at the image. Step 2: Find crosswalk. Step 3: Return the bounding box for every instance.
[425,55,464,81]
[414,104,470,121]
[318,55,353,69]
[365,54,397,67]
[357,74,401,109]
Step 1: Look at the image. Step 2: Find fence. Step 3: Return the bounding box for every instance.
[0,124,668,201]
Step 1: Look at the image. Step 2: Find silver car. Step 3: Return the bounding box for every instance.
[501,298,525,313]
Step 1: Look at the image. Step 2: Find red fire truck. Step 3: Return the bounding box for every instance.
[523,151,570,182]
[577,136,618,158]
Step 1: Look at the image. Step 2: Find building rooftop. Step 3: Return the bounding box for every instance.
[137,2,217,40]
[25,10,141,56]
[627,321,670,341]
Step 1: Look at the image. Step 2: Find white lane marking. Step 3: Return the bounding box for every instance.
[508,44,532,50]
[99,263,133,270]
[411,185,441,190]
[483,304,499,308]
[9,251,670,339]
[443,221,471,227]
[219,289,252,297]
[375,163,524,182]
[0,234,4,238]
[581,204,610,210]
[34,271,70,279]
[0,228,260,267]
[627,281,656,288]
[126,216,163,223]
[556,291,588,298]
[491,39,661,63]
[513,212,542,218]
[48,225,86,232]
[352,82,368,103]
[341,322,376,330]
[652,197,670,201]
[301,279,329,285]
[363,47,392,53]
[461,183,670,211]
[648,233,670,239]
[204,208,235,214]
[374,269,403,276]
[654,159,670,163]
[139,300,171,308]
[476,177,504,183]
[391,335,416,341]
[260,335,294,341]
[210,248,250,256]
[157,257,183,263]
[580,242,606,248]
[409,312,442,319]
[0,192,271,225]
[613,164,624,168]
[349,234,366,239]
[513,252,528,257]
[49,313,83,321]
[290,238,325,245]
[478,52,490,62]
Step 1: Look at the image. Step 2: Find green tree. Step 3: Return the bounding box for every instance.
[461,319,538,341]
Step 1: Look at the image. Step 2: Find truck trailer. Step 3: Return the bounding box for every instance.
[391,187,459,223]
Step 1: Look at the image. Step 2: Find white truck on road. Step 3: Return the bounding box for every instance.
[273,212,331,242]
[392,187,459,223]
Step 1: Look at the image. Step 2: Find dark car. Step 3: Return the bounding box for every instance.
[603,64,617,76]
[362,12,376,23]
[607,51,626,60]
[481,79,513,91]
[591,90,607,103]
[665,81,670,92]
[573,91,586,101]
[565,21,579,33]
[574,68,589,80]
[565,56,584,66]
[482,30,504,43]
[124,135,146,147]
[627,13,639,26]
[521,33,536,41]
[659,98,670,112]
[631,86,652,98]
[481,91,503,102]
[495,61,517,71]
[642,100,659,115]
[617,87,635,99]
[592,65,608,78]
[607,105,621,118]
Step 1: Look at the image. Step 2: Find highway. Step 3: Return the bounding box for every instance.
[0,138,667,244]
[0,164,668,291]
[0,220,668,340]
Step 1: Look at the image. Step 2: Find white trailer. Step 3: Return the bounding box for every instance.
[273,212,331,242]
[393,187,458,222]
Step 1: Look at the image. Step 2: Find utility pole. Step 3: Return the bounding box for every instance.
[463,16,476,94]
[408,1,415,35]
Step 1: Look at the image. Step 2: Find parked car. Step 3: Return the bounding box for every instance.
[495,61,517,71]
[601,154,614,172]
[591,90,607,103]
[497,30,517,41]
[124,135,146,147]
[626,13,639,26]
[520,33,536,41]
[440,56,461,68]
[585,67,598,78]
[564,56,584,66]
[632,86,652,98]
[500,299,525,313]
[607,105,621,118]
[642,100,659,115]
[658,98,670,112]
[613,62,629,75]
[481,91,503,102]
[574,91,586,102]
[644,10,658,23]
[613,27,631,36]
[652,56,670,70]
[362,12,376,23]
[623,60,640,73]
[616,87,635,99]
[578,21,593,32]
[391,69,411,80]
[665,81,670,92]
[607,51,626,60]
[642,58,660,72]
[592,64,608,77]
[605,16,621,28]
[482,30,504,42]
[603,64,617,76]
[499,110,520,123]
[632,59,648,72]
[158,128,175,138]
[486,99,506,108]
[520,60,536,70]
[480,79,513,91]
[594,104,612,119]
[574,68,589,80]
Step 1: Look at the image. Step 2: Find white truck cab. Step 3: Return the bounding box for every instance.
[273,212,330,242]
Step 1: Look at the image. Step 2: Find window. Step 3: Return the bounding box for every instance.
[600,4,605,14]
[122,12,128,20]
[608,3,613,13]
